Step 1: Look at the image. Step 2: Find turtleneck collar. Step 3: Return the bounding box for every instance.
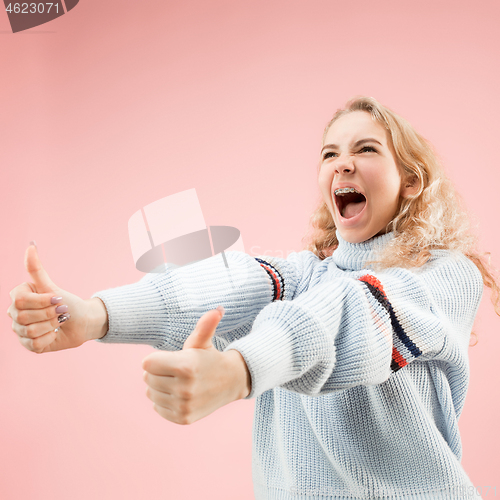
[329,231,395,271]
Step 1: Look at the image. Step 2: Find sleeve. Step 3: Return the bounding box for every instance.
[223,252,484,399]
[90,250,321,350]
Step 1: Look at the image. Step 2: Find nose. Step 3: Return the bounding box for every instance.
[334,155,355,175]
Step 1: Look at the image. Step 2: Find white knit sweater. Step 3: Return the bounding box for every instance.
[92,232,484,499]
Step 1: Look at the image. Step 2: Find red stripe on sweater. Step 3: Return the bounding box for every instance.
[359,274,388,300]
[392,346,408,368]
[360,274,408,369]
[260,263,282,300]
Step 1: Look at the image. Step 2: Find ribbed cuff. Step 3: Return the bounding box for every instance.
[224,320,294,399]
[91,276,169,347]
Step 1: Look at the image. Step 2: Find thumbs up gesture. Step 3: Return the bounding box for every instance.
[142,307,252,425]
[7,242,107,353]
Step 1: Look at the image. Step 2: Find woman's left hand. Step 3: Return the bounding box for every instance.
[142,307,251,425]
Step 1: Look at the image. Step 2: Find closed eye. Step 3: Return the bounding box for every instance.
[359,146,377,153]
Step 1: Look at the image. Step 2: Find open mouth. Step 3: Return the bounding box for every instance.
[334,188,367,219]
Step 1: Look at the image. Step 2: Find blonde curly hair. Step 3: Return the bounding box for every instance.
[303,96,499,340]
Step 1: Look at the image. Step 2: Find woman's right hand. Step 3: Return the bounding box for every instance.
[7,243,108,354]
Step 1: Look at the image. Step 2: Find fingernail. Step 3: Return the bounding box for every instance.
[55,305,68,314]
[51,296,63,305]
[58,313,71,323]
[216,305,225,317]
[29,240,37,248]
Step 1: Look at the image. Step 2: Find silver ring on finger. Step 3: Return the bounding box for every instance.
[58,313,71,323]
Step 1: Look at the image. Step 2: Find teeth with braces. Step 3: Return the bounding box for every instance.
[334,187,361,196]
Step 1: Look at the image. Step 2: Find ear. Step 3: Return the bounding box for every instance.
[401,175,420,198]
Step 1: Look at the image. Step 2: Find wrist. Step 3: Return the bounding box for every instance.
[86,297,109,340]
[225,349,252,400]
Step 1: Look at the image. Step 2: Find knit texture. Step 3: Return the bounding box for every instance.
[91,232,484,499]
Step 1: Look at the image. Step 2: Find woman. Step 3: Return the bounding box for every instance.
[8,96,498,499]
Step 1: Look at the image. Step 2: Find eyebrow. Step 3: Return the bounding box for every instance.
[321,138,383,154]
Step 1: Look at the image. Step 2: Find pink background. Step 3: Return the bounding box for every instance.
[1,1,499,498]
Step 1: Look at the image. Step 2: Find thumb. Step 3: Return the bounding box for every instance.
[24,242,58,294]
[182,306,225,351]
